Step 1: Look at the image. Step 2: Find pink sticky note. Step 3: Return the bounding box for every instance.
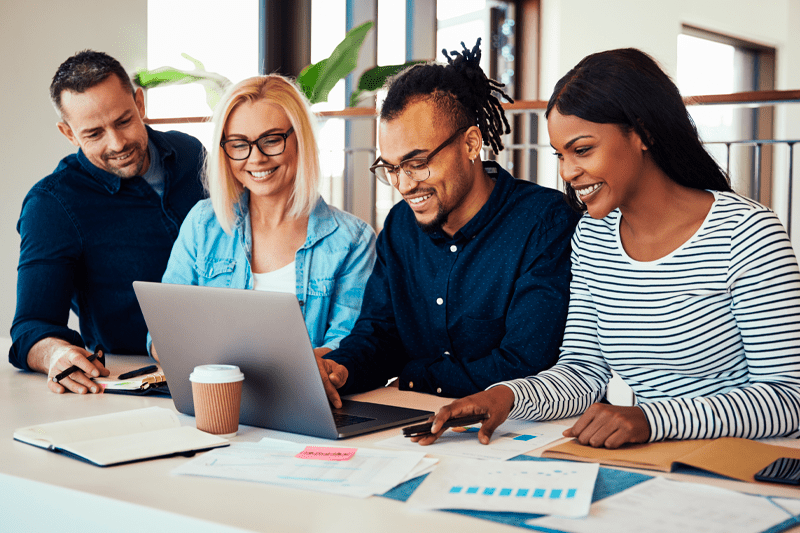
[295,446,357,461]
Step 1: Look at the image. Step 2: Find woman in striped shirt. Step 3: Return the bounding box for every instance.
[414,48,800,449]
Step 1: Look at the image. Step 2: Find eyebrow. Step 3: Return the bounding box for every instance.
[225,128,287,140]
[378,147,429,165]
[558,135,594,150]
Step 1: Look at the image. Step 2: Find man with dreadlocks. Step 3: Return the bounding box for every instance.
[318,39,580,407]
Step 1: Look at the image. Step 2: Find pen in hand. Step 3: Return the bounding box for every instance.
[52,349,104,383]
[402,414,489,438]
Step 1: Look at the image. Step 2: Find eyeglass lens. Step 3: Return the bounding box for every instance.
[223,134,288,160]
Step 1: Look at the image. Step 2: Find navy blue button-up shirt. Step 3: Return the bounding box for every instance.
[9,127,205,370]
[327,162,581,397]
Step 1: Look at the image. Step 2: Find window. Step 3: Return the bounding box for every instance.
[146,0,260,148]
[677,27,775,203]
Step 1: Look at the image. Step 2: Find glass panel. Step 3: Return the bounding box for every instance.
[146,0,259,119]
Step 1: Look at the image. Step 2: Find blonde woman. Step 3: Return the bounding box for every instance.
[152,75,376,367]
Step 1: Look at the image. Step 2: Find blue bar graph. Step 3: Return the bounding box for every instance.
[483,487,496,495]
[550,489,563,499]
[499,488,512,496]
[449,486,463,494]
[533,488,546,498]
[567,488,577,499]
[516,489,529,497]
[466,486,479,494]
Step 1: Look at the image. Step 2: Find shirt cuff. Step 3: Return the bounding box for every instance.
[488,380,526,419]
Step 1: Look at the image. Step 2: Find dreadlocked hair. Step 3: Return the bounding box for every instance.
[380,38,514,154]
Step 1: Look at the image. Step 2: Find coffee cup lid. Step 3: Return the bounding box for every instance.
[189,364,244,384]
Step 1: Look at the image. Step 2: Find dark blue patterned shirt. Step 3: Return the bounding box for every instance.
[9,127,205,370]
[327,161,581,397]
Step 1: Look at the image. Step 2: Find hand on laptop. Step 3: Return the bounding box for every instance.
[314,349,347,409]
[410,385,515,446]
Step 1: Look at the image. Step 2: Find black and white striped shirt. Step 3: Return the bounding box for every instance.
[499,191,800,441]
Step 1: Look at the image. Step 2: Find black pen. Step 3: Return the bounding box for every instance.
[118,365,158,380]
[52,349,103,383]
[402,414,489,438]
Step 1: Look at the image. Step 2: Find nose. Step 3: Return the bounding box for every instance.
[248,144,270,161]
[559,156,582,184]
[394,168,418,194]
[106,129,126,152]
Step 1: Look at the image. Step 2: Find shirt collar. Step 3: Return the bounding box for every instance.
[428,160,512,243]
[76,125,170,195]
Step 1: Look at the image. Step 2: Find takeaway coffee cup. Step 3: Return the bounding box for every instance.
[189,364,244,438]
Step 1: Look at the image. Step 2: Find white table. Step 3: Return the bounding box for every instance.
[2,338,798,533]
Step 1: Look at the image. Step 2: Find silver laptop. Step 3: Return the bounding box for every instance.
[133,281,432,439]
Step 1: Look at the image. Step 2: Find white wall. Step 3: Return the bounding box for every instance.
[0,1,147,339]
[538,0,800,244]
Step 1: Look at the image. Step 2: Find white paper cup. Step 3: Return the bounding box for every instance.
[189,365,244,438]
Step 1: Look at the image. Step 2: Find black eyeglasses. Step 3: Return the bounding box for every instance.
[369,127,468,186]
[220,127,294,160]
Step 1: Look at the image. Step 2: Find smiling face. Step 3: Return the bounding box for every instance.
[548,109,649,219]
[223,99,298,203]
[378,98,481,235]
[57,74,150,178]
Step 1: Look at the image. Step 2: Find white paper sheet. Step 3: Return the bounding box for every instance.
[527,477,799,533]
[171,438,427,498]
[377,419,566,461]
[405,457,599,518]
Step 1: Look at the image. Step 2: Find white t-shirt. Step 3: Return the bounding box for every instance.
[252,261,296,294]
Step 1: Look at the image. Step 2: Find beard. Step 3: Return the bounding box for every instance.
[415,201,449,234]
[413,161,473,235]
[102,141,149,179]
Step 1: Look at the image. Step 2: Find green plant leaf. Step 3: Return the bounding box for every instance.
[305,20,374,104]
[133,55,231,111]
[349,60,426,107]
[297,58,328,102]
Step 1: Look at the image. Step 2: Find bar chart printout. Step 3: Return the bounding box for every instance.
[405,458,599,518]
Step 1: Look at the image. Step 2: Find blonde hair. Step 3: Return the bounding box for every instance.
[205,75,321,233]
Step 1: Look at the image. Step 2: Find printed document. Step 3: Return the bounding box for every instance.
[172,437,427,498]
[377,419,566,461]
[527,476,800,533]
[406,457,599,518]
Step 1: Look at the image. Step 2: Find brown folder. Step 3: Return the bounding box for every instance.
[541,437,800,482]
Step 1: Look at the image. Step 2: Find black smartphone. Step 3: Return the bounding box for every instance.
[754,457,800,485]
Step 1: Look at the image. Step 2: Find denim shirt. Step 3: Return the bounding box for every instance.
[154,192,376,353]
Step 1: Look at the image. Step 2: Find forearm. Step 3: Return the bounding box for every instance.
[499,361,609,421]
[640,382,800,441]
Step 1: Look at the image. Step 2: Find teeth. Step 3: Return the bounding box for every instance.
[112,152,132,161]
[251,168,277,178]
[408,194,432,205]
[575,183,601,198]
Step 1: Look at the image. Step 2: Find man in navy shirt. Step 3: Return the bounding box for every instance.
[9,50,205,393]
[319,40,580,406]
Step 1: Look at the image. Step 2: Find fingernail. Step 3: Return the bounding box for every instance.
[91,386,98,393]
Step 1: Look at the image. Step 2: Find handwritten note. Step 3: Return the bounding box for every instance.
[296,446,357,461]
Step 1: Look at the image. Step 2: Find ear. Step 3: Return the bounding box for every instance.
[464,125,483,161]
[134,87,146,119]
[56,121,80,147]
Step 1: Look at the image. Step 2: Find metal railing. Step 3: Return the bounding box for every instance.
[145,90,800,236]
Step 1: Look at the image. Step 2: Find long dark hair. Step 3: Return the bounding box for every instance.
[380,39,513,154]
[546,48,731,211]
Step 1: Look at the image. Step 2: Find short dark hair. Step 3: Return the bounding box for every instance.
[380,39,514,154]
[546,48,731,211]
[50,50,135,119]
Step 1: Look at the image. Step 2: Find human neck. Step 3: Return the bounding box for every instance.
[441,162,495,237]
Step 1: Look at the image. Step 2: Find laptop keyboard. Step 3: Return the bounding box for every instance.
[333,412,375,428]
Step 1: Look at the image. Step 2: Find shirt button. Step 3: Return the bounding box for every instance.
[436,298,443,305]
[408,381,414,389]
[450,245,457,252]
[444,351,450,356]
[436,387,442,394]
